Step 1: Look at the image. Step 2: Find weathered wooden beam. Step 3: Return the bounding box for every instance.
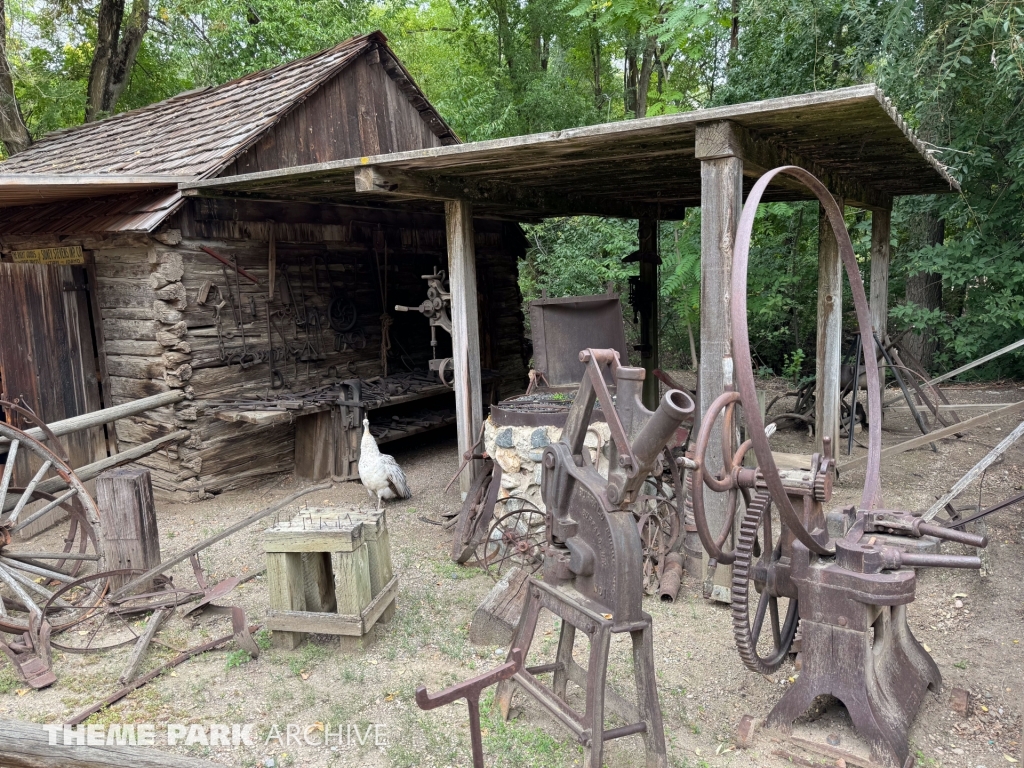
[0,718,221,768]
[815,196,844,459]
[838,399,1024,472]
[446,200,484,497]
[922,418,1024,521]
[1,431,190,513]
[696,120,743,599]
[697,121,892,212]
[0,391,187,446]
[869,208,892,397]
[353,165,680,220]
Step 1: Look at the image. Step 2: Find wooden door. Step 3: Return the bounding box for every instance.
[0,263,105,480]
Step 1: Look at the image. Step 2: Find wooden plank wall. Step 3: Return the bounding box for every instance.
[220,55,444,178]
[12,201,527,502]
[0,263,105,486]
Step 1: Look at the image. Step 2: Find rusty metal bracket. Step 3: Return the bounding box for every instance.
[416,649,522,768]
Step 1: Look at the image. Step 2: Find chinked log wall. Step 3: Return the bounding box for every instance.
[55,203,527,502]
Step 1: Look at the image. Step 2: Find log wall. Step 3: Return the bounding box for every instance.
[4,201,528,501]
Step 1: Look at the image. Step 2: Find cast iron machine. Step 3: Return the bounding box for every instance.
[493,348,693,768]
[394,267,453,382]
[417,348,693,767]
[689,166,988,768]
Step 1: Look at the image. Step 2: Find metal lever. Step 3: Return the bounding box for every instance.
[864,511,989,549]
[416,648,523,768]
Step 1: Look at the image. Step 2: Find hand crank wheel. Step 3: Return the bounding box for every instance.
[731,490,799,674]
[689,390,753,566]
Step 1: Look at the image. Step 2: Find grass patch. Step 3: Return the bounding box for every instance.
[226,649,253,670]
[0,664,20,694]
[480,689,582,767]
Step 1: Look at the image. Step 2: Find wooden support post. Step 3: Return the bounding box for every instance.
[267,552,307,650]
[446,200,483,497]
[95,467,160,592]
[815,196,844,459]
[695,121,744,598]
[294,410,335,481]
[638,216,661,411]
[869,207,891,398]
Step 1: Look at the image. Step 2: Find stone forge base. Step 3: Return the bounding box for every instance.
[483,419,612,513]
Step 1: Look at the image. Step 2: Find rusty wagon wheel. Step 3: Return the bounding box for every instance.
[478,498,546,582]
[0,405,107,635]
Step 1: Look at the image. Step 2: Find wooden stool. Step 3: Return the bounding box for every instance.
[264,507,398,650]
[495,578,667,768]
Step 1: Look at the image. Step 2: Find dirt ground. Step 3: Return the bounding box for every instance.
[1,376,1022,768]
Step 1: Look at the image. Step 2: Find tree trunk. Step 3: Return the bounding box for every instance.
[903,216,944,371]
[731,0,741,51]
[624,44,638,116]
[85,0,150,122]
[636,36,657,118]
[590,23,602,109]
[0,0,31,155]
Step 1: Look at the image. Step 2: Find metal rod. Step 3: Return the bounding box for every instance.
[199,245,261,285]
[875,334,934,449]
[946,489,1024,530]
[602,722,648,741]
[914,522,987,548]
[109,479,333,601]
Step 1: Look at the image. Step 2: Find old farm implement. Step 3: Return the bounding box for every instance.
[689,166,987,768]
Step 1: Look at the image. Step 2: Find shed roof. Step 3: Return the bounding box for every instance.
[0,31,456,186]
[182,85,958,219]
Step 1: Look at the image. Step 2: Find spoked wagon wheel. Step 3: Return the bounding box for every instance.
[0,403,106,635]
[477,498,546,582]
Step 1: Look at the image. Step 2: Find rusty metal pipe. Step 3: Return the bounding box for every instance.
[897,552,983,570]
[915,521,987,548]
[632,390,695,470]
[658,553,684,602]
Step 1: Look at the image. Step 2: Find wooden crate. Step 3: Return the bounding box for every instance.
[263,507,398,650]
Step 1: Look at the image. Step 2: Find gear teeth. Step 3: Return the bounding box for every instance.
[731,491,797,675]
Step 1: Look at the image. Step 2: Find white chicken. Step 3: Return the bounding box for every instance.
[358,418,412,510]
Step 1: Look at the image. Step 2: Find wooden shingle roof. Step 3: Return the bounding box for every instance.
[0,31,456,180]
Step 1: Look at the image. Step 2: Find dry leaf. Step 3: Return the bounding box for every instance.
[368,659,379,665]
[1005,756,1019,764]
[15,689,29,696]
[305,723,324,736]
[169,671,178,677]
[300,671,311,680]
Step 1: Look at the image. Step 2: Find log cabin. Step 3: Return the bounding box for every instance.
[0,32,530,502]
